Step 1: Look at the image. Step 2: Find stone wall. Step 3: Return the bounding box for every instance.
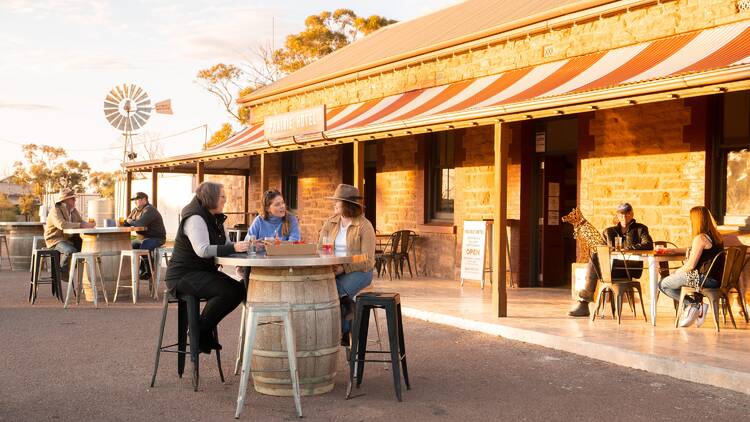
[296,146,342,242]
[247,0,743,122]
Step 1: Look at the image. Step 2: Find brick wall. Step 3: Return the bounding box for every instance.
[580,99,705,249]
[247,0,743,122]
[296,146,342,242]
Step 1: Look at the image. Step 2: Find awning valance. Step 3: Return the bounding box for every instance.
[212,20,750,153]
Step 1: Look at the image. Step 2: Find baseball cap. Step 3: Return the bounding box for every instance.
[616,203,633,213]
[130,192,148,201]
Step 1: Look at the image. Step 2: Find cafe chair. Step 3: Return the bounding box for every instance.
[29,248,63,304]
[591,246,647,324]
[114,249,155,304]
[347,292,410,402]
[394,230,418,278]
[374,232,401,280]
[675,247,745,331]
[0,233,13,271]
[152,247,173,300]
[234,302,302,419]
[29,236,46,272]
[150,291,225,392]
[63,252,108,308]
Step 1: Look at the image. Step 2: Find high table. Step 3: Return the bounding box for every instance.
[611,250,686,326]
[216,252,365,396]
[0,222,45,269]
[63,227,145,302]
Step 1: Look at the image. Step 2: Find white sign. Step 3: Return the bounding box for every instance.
[460,220,487,283]
[535,131,546,152]
[264,105,326,140]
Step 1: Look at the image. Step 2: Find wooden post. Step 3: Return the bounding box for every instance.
[244,173,250,225]
[196,162,205,184]
[125,171,133,214]
[492,123,510,317]
[259,153,268,203]
[353,141,365,194]
[151,168,158,208]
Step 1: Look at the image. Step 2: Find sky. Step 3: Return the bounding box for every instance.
[0,0,461,178]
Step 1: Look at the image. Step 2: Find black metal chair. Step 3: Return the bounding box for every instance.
[29,248,63,304]
[150,291,225,391]
[374,232,401,280]
[347,292,410,401]
[394,230,417,278]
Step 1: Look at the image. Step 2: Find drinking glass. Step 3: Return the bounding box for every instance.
[321,236,333,255]
[247,235,257,256]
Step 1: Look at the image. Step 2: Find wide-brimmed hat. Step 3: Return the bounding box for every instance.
[130,192,148,201]
[326,184,362,206]
[56,188,76,203]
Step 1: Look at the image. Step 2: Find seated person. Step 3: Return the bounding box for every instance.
[165,181,249,353]
[44,189,95,278]
[568,203,653,317]
[318,184,376,346]
[659,206,724,327]
[125,192,166,280]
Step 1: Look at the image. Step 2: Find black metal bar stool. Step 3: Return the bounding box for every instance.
[347,292,410,401]
[150,290,225,391]
[29,248,63,304]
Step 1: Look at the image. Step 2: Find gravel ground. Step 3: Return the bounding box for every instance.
[1,270,749,421]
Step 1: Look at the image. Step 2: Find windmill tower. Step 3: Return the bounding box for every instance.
[103,84,172,165]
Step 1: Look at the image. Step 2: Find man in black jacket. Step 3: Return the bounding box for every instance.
[125,192,166,280]
[568,203,653,317]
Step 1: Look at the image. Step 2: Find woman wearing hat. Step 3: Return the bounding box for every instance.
[44,188,95,277]
[166,181,249,353]
[319,184,376,346]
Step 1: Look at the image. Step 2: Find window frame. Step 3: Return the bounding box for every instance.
[281,151,299,211]
[425,131,456,224]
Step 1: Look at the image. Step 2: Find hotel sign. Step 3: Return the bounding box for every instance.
[263,105,326,140]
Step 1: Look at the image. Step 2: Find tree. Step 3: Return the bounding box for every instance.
[89,171,117,199]
[196,63,245,123]
[0,193,16,221]
[205,123,234,149]
[272,9,397,74]
[11,144,91,218]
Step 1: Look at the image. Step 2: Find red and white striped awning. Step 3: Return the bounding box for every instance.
[212,20,750,152]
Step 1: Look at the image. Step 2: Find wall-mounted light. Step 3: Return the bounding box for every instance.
[590,105,599,110]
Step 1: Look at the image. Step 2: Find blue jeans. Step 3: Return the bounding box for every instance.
[53,240,80,277]
[336,270,373,333]
[659,271,719,301]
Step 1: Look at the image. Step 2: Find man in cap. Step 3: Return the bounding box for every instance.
[124,192,166,280]
[568,203,653,317]
[44,188,96,277]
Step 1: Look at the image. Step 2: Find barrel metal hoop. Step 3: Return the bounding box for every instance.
[252,345,339,358]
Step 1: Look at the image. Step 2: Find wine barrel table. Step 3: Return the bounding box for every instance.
[63,227,145,302]
[216,253,364,396]
[0,222,44,270]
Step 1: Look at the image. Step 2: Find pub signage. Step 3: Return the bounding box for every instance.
[263,105,326,140]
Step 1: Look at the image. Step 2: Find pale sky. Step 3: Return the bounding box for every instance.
[0,0,461,178]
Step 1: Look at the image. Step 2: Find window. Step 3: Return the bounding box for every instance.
[714,92,750,225]
[281,151,299,210]
[427,131,456,223]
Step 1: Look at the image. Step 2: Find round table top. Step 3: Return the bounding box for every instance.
[0,222,45,226]
[216,252,364,267]
[63,226,145,235]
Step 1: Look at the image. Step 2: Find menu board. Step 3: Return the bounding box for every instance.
[460,220,487,283]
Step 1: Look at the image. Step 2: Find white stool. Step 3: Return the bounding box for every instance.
[152,247,173,299]
[235,302,302,419]
[0,234,12,271]
[64,252,108,308]
[29,236,46,272]
[114,249,155,303]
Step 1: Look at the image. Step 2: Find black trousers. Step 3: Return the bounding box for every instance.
[172,270,245,333]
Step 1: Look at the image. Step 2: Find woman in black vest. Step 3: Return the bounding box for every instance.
[166,181,249,353]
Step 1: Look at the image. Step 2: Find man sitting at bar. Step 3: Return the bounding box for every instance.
[568,203,653,317]
[44,188,96,278]
[125,192,166,280]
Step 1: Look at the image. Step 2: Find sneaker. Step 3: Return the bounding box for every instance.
[567,300,590,317]
[679,303,700,327]
[695,303,710,328]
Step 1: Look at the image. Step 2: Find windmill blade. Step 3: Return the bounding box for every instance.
[132,85,143,100]
[132,113,147,128]
[130,117,142,130]
[154,99,172,115]
[135,109,151,123]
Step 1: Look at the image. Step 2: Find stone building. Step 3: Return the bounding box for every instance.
[126,0,750,315]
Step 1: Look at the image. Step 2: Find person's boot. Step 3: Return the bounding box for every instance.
[568,300,590,317]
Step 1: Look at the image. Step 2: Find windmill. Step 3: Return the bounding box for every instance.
[103,84,172,165]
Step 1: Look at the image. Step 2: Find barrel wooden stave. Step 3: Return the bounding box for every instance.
[248,266,340,396]
[7,225,44,270]
[80,232,133,302]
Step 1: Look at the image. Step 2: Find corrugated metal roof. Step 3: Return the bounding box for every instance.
[244,0,612,102]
